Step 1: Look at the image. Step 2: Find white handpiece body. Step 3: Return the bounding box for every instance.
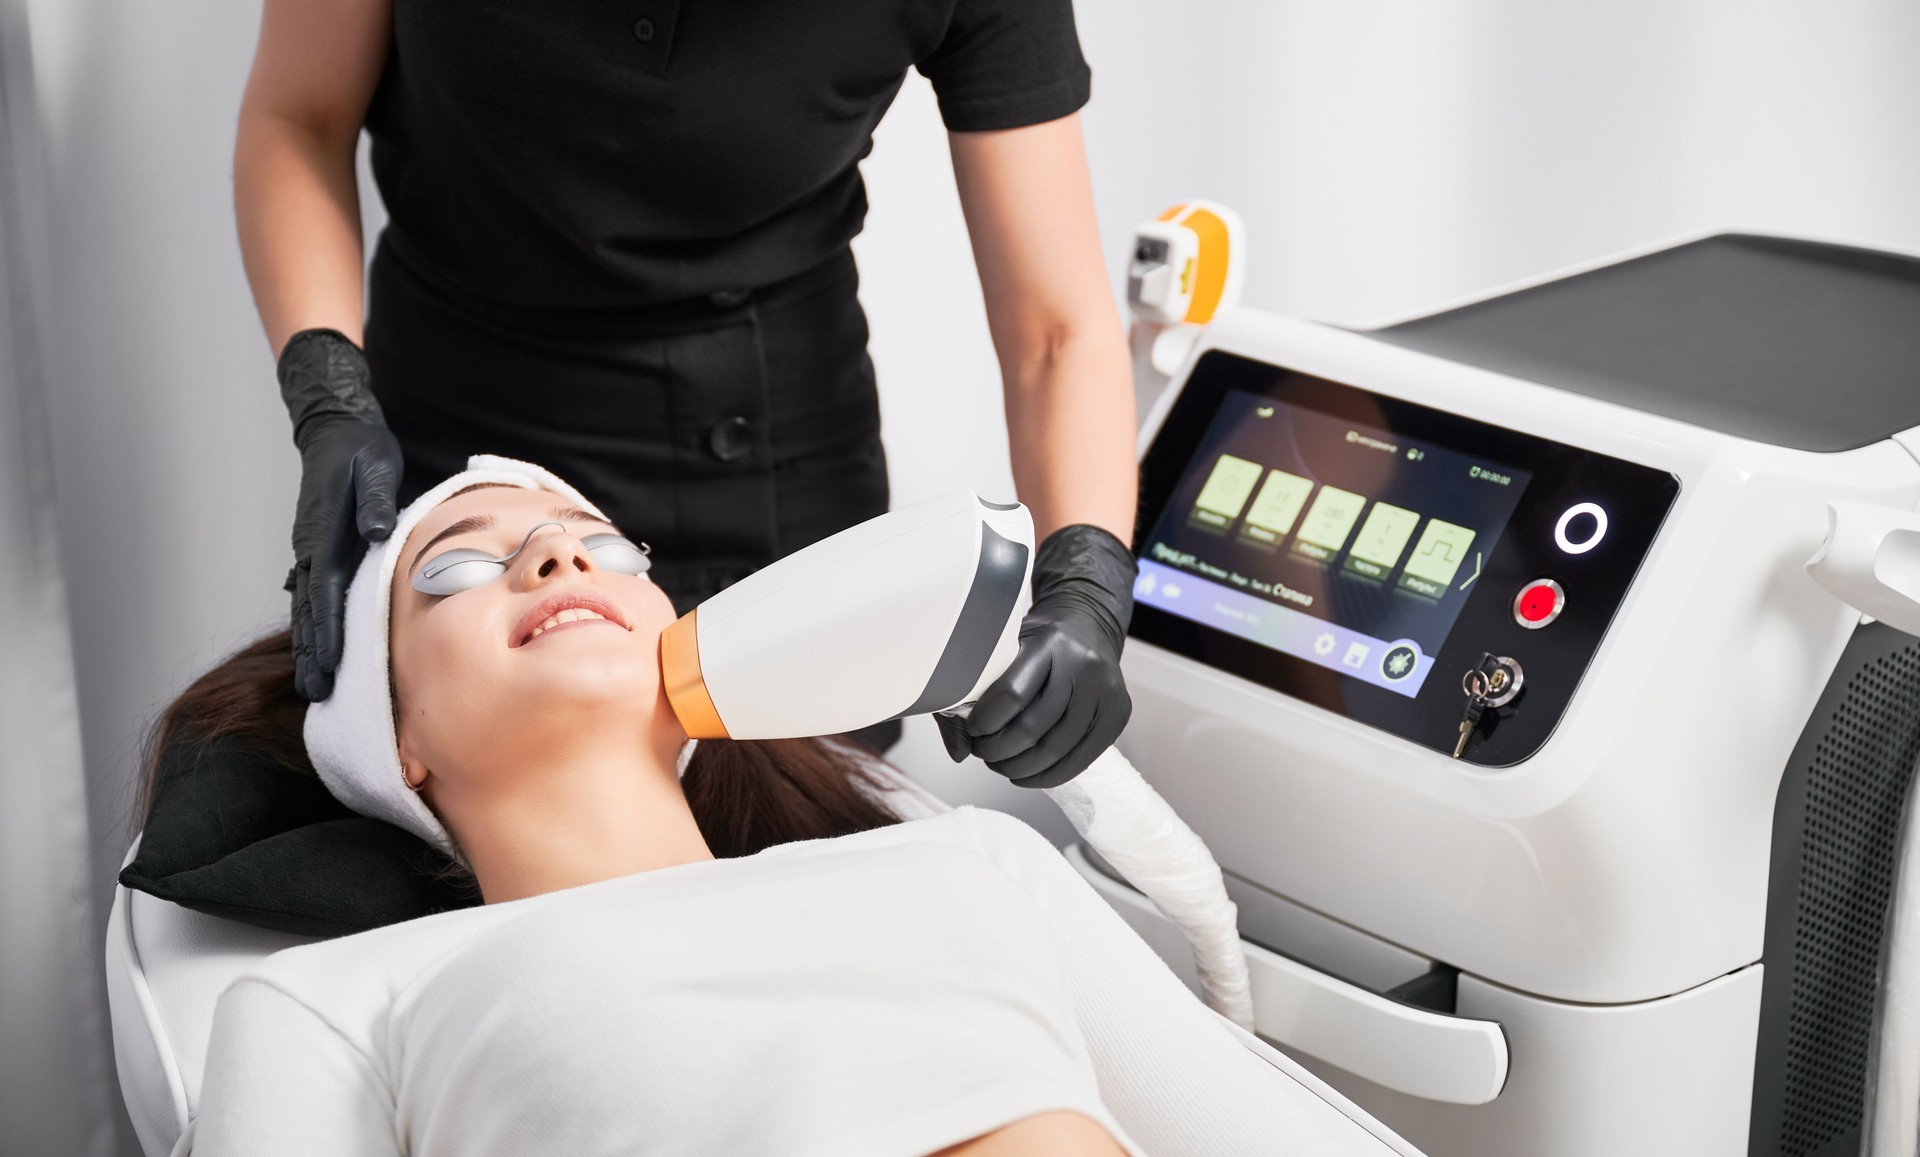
[663,490,1033,740]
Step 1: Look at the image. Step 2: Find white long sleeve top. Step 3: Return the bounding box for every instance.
[188,807,1396,1156]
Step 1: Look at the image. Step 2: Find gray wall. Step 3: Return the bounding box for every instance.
[30,3,291,892]
[16,1,1920,1153]
[1,0,113,1150]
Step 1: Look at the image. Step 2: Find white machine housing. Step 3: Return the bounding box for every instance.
[1106,231,1920,1156]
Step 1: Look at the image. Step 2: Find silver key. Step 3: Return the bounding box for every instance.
[1454,654,1526,759]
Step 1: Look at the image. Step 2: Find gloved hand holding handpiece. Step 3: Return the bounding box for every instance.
[278,328,405,702]
[659,491,1247,1026]
[654,487,1140,794]
[936,523,1137,789]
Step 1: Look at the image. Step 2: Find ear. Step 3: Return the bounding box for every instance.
[397,730,431,792]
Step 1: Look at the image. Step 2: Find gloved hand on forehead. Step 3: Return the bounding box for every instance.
[937,523,1136,789]
[278,328,405,702]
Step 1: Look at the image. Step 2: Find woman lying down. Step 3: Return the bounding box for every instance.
[180,455,1403,1157]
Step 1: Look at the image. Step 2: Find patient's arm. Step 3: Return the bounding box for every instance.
[935,1110,1127,1157]
[192,979,402,1156]
[928,810,1393,1157]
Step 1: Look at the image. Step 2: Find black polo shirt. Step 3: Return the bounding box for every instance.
[364,0,1091,309]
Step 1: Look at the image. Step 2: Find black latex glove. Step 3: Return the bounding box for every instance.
[937,523,1136,789]
[277,329,404,702]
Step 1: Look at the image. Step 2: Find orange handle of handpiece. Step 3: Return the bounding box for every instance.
[660,610,731,739]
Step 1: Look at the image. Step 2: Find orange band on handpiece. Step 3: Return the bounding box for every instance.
[661,610,730,739]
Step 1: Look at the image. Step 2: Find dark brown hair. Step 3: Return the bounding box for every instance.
[138,628,903,870]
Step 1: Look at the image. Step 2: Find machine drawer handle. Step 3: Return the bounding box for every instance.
[1067,844,1511,1106]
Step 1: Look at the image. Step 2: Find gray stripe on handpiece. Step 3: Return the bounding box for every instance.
[892,524,1029,719]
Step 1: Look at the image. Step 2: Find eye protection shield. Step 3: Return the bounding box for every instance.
[413,521,652,597]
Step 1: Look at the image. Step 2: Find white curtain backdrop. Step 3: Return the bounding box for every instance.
[9,1,1920,1153]
[0,0,117,1153]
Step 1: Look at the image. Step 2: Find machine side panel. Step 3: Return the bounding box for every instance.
[1310,968,1764,1157]
[1223,872,1433,994]
[1749,623,1920,1157]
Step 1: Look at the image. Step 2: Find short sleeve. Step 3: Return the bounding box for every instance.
[917,0,1092,132]
[190,979,403,1157]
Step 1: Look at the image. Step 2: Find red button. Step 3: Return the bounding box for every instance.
[1514,579,1564,629]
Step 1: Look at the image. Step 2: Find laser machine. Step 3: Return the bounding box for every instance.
[1080,230,1920,1157]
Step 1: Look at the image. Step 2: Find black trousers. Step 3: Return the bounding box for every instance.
[364,240,889,614]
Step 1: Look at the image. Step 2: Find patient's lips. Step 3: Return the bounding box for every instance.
[527,608,618,642]
[511,590,630,648]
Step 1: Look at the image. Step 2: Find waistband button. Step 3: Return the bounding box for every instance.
[707,416,753,463]
[707,288,750,308]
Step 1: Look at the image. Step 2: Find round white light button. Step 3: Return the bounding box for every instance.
[1554,502,1608,555]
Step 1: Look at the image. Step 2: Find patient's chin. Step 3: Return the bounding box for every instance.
[439,679,658,773]
[512,648,660,712]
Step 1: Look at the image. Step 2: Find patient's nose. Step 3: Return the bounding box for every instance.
[521,528,594,582]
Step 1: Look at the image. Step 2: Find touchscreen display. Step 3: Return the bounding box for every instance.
[1135,388,1533,697]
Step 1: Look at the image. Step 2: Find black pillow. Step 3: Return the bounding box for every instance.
[118,730,478,937]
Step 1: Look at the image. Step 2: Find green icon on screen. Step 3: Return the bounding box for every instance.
[1344,502,1420,579]
[1292,486,1365,562]
[1239,470,1314,546]
[1399,520,1476,597]
[1191,455,1263,530]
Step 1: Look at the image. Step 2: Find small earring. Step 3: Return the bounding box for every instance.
[403,767,427,793]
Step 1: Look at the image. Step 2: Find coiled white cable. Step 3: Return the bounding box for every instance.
[1045,747,1254,1030]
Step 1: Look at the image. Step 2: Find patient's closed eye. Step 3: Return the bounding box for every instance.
[416,534,652,596]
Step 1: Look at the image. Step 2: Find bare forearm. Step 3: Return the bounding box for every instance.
[1001,326,1137,544]
[235,0,392,358]
[948,115,1137,545]
[235,109,368,357]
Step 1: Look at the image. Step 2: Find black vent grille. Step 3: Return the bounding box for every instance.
[1776,640,1920,1156]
